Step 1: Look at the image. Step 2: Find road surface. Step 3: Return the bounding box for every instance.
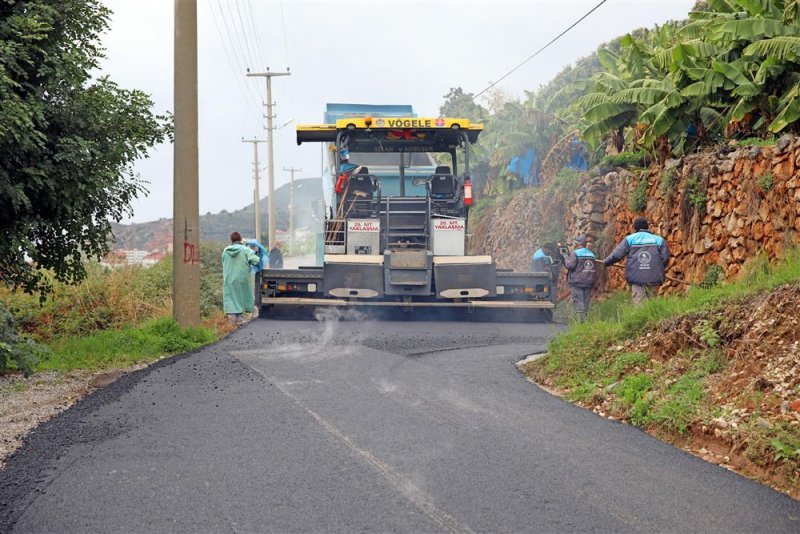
[1,316,799,532]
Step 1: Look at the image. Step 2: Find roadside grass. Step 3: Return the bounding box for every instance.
[37,317,218,372]
[533,249,800,427]
[528,249,800,495]
[1,251,237,375]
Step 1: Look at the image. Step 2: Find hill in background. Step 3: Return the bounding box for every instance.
[111,177,324,250]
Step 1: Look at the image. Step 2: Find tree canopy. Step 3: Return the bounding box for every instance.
[572,0,800,155]
[0,0,171,296]
[443,0,800,192]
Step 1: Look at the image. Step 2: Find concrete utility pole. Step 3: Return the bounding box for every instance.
[242,139,267,241]
[246,68,291,249]
[173,0,200,327]
[283,166,302,254]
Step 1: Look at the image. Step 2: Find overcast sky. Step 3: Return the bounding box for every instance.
[100,0,695,223]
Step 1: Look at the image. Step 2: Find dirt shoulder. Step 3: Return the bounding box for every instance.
[0,366,148,469]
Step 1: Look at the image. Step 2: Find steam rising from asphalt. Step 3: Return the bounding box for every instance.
[313,306,370,349]
[271,307,370,362]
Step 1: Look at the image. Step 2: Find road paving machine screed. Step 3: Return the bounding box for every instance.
[258,112,556,320]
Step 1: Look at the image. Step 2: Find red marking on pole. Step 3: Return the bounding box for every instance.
[183,242,199,264]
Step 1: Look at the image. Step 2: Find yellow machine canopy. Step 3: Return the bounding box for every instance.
[296,117,483,153]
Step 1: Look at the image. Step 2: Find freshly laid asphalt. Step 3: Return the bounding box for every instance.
[2,315,799,533]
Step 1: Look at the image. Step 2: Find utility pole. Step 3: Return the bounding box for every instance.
[246,68,291,249]
[173,0,200,327]
[283,166,302,254]
[242,138,267,241]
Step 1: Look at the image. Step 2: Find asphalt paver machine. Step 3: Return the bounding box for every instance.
[258,115,556,320]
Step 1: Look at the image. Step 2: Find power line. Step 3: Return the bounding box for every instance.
[473,0,608,100]
[217,1,249,66]
[214,1,263,111]
[246,0,269,68]
[208,0,262,117]
[280,1,290,67]
[233,0,258,68]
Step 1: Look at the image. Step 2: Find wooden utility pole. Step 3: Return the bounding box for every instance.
[283,166,302,254]
[173,0,200,326]
[242,139,267,241]
[246,68,291,249]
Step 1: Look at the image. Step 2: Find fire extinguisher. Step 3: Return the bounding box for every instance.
[463,178,473,207]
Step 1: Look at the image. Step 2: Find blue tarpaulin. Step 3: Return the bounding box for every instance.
[506,138,590,187]
[566,138,589,171]
[507,148,539,185]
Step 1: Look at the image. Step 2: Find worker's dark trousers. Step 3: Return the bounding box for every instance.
[570,286,592,322]
[631,284,659,306]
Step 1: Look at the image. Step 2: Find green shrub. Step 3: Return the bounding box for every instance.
[200,242,227,316]
[0,305,47,376]
[600,150,651,169]
[3,246,232,344]
[693,319,721,348]
[757,172,774,192]
[771,437,800,463]
[628,175,649,213]
[701,264,725,288]
[552,168,581,196]
[615,373,654,426]
[659,168,676,201]
[685,175,707,211]
[737,137,777,147]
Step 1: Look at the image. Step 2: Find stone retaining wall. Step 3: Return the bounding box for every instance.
[472,135,800,292]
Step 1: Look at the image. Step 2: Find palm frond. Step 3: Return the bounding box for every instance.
[608,87,669,106]
[744,36,800,61]
[572,92,612,110]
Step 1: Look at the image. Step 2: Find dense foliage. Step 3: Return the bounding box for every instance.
[0,254,232,374]
[572,0,800,155]
[442,0,800,195]
[0,304,44,375]
[0,0,171,296]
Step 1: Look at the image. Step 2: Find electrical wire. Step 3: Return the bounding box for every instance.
[473,0,608,100]
[280,1,290,68]
[217,1,250,67]
[208,0,262,117]
[215,1,263,111]
[246,0,269,69]
[233,0,258,69]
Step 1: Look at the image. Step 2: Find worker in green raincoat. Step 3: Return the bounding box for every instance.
[222,231,260,324]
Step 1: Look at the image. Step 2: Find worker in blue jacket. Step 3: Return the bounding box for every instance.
[564,235,597,322]
[246,239,270,315]
[603,217,670,306]
[531,242,561,301]
[530,242,557,272]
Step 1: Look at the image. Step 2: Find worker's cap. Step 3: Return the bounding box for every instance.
[574,235,587,245]
[340,162,357,173]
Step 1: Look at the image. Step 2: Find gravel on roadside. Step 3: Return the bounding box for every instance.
[0,366,146,469]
